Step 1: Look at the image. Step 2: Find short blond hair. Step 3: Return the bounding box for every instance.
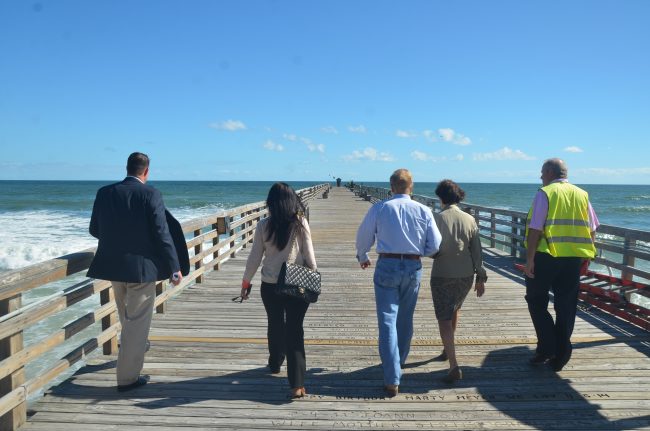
[390,169,413,194]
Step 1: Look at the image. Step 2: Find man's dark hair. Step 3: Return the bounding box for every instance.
[127,152,150,176]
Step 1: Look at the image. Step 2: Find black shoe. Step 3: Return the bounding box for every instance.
[117,375,150,392]
[267,364,281,374]
[441,366,462,384]
[529,352,554,365]
[549,358,566,372]
[433,350,448,362]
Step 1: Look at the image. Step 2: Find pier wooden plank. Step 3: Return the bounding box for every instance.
[19,187,650,430]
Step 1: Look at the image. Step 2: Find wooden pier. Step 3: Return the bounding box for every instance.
[5,186,650,430]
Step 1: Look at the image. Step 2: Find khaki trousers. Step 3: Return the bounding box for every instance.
[112,281,156,386]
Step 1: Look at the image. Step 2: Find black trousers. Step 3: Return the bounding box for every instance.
[525,252,582,367]
[260,281,310,388]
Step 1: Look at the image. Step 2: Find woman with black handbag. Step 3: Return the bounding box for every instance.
[240,182,317,399]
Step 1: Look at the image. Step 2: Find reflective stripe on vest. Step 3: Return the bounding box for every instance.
[525,182,596,258]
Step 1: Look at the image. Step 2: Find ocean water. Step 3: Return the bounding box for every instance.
[2,180,650,272]
[1,180,649,396]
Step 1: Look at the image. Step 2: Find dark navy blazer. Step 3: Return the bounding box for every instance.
[87,177,183,282]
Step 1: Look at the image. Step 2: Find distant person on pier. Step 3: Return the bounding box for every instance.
[240,182,317,399]
[87,152,187,392]
[429,179,487,384]
[356,169,442,397]
[524,158,599,371]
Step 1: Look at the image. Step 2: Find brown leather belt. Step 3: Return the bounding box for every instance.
[379,253,421,260]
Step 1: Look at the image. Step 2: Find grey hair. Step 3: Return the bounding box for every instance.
[543,158,568,179]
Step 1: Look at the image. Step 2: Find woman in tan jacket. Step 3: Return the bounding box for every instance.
[430,179,487,383]
[240,182,317,399]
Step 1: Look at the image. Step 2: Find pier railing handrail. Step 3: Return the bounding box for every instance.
[0,183,330,429]
[351,184,650,329]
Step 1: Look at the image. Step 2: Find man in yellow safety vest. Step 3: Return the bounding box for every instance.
[524,158,599,371]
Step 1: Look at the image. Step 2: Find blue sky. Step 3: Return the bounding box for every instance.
[1,1,649,184]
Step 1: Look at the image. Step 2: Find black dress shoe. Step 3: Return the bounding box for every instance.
[549,358,566,372]
[267,364,281,374]
[529,352,554,365]
[117,375,150,392]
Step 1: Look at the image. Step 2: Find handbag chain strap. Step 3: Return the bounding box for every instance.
[286,227,299,264]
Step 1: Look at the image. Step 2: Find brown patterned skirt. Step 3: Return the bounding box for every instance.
[430,276,474,321]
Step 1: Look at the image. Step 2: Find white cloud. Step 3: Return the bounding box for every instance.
[343,147,395,162]
[300,137,312,144]
[411,150,430,161]
[263,140,284,152]
[410,151,464,163]
[564,146,584,153]
[209,119,247,131]
[473,147,535,161]
[396,130,418,138]
[422,130,437,142]
[321,126,339,134]
[283,133,298,141]
[438,128,472,146]
[307,143,326,153]
[348,125,367,134]
[438,128,455,142]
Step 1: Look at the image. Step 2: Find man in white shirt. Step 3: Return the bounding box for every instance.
[356,169,442,397]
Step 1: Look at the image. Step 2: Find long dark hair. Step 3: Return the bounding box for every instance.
[265,182,305,250]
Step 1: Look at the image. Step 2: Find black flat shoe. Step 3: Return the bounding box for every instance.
[117,375,150,392]
[441,366,462,384]
[433,350,448,361]
[529,352,554,365]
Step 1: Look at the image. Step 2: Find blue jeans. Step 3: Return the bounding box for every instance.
[373,257,422,386]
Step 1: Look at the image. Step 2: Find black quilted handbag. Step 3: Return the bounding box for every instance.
[277,262,321,303]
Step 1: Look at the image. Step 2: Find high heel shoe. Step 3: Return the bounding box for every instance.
[290,387,306,398]
[441,366,462,384]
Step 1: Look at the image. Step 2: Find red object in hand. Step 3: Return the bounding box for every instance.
[580,259,590,276]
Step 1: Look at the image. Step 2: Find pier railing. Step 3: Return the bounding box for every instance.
[0,183,330,430]
[352,184,650,330]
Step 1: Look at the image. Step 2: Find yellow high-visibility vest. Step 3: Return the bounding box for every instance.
[525,182,596,258]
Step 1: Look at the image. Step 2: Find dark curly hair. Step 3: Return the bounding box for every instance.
[435,179,465,205]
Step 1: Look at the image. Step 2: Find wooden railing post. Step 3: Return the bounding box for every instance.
[490,212,497,248]
[229,216,236,258]
[622,234,636,282]
[100,286,118,354]
[244,210,253,247]
[155,281,166,314]
[212,222,221,271]
[194,229,203,283]
[511,215,518,257]
[0,294,26,430]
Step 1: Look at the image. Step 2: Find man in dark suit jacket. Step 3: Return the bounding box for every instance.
[88,152,183,392]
